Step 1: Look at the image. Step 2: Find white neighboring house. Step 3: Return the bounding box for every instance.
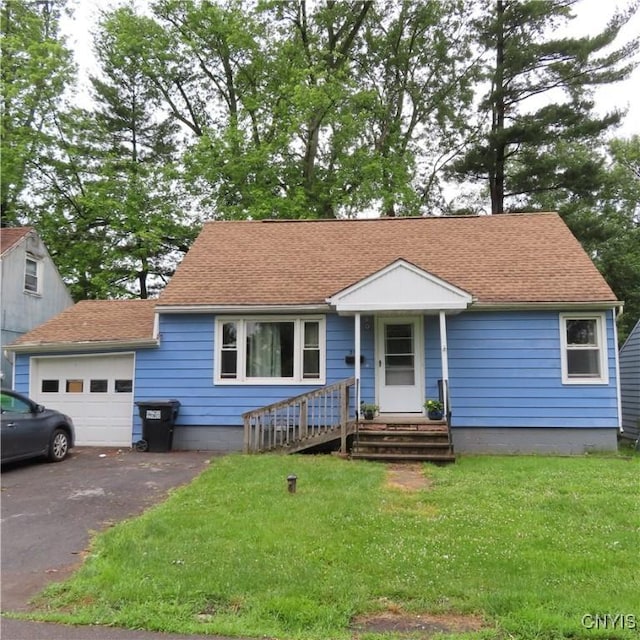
[1,227,73,388]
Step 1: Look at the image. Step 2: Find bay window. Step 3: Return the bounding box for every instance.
[216,317,324,384]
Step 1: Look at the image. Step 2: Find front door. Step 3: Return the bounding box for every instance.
[376,317,423,413]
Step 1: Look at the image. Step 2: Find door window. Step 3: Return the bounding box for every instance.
[384,323,415,385]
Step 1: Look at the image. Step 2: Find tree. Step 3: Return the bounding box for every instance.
[453,0,639,214]
[602,136,640,342]
[0,0,74,224]
[88,5,197,298]
[112,0,477,219]
[523,135,640,343]
[29,4,198,299]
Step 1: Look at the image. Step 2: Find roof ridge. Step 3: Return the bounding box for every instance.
[73,298,157,305]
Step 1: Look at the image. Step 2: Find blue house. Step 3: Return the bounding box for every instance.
[8,213,622,455]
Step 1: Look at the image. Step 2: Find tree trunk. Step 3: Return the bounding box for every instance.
[490,0,506,214]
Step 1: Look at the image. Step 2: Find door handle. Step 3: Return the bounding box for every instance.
[6,422,16,427]
[378,360,382,367]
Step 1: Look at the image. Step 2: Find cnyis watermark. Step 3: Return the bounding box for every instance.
[581,614,637,630]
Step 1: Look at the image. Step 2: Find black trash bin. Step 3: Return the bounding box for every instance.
[135,400,181,452]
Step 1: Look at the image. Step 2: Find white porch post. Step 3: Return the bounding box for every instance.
[439,310,449,415]
[354,313,361,415]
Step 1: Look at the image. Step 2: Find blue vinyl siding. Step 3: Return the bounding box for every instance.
[14,308,619,445]
[446,310,618,428]
[134,314,368,437]
[425,316,443,402]
[13,354,30,394]
[357,318,376,405]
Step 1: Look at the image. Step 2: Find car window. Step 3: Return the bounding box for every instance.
[0,393,32,414]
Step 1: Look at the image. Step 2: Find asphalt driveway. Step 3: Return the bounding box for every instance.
[0,446,229,639]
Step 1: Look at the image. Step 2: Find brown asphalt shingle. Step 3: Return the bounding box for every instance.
[10,300,156,347]
[8,213,618,349]
[158,213,617,306]
[1,227,32,255]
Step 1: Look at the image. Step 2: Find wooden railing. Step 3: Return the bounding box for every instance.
[242,377,356,454]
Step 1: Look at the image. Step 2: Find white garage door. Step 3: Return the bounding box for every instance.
[31,354,135,446]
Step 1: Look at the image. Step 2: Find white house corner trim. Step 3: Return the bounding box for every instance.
[354,312,361,414]
[439,311,450,415]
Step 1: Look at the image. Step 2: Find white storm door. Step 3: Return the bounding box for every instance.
[376,317,423,413]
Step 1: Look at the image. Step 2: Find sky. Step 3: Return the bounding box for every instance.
[60,0,640,137]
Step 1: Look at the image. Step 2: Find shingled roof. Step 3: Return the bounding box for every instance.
[1,227,32,255]
[9,300,157,351]
[158,213,617,307]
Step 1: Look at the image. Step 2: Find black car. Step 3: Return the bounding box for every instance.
[1,389,75,464]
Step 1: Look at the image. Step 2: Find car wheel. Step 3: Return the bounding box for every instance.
[48,428,70,462]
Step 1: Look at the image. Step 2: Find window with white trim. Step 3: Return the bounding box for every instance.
[560,313,608,384]
[24,256,40,293]
[215,317,325,384]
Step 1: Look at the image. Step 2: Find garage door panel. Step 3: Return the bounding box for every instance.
[32,355,134,447]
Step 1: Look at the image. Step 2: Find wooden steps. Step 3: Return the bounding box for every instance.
[351,422,455,463]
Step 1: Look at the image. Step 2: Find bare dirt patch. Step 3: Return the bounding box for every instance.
[351,611,487,637]
[386,463,432,491]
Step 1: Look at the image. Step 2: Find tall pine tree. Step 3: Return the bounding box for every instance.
[30,4,198,299]
[453,0,639,214]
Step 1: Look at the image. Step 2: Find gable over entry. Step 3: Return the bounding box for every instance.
[327,259,473,314]
[327,260,473,416]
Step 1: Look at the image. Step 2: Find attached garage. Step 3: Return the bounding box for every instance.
[7,300,158,448]
[31,354,135,446]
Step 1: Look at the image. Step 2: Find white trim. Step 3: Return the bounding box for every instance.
[375,316,424,413]
[156,304,330,314]
[153,312,160,340]
[559,312,609,385]
[328,259,472,313]
[24,254,42,295]
[473,301,621,312]
[214,315,326,385]
[29,352,135,447]
[354,313,361,413]
[335,302,469,312]
[157,300,621,315]
[28,350,137,361]
[7,339,159,354]
[439,311,449,415]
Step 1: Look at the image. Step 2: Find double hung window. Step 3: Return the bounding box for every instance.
[216,317,324,384]
[25,256,40,293]
[560,313,608,384]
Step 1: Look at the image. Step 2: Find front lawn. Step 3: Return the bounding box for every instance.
[24,454,640,639]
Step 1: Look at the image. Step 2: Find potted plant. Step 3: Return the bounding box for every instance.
[360,402,379,420]
[424,399,444,420]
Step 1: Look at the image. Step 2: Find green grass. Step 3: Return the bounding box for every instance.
[22,454,640,639]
